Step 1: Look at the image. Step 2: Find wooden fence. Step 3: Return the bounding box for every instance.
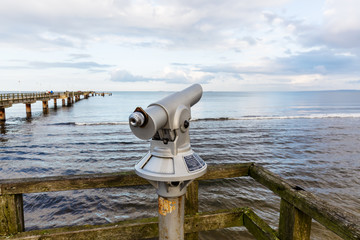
[0,163,359,239]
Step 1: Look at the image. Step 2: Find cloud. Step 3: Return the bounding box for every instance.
[2,0,360,91]
[0,0,288,50]
[347,79,360,84]
[110,66,215,83]
[28,61,113,69]
[264,1,360,49]
[69,54,92,60]
[198,55,288,76]
[0,59,113,71]
[275,49,360,74]
[318,0,360,48]
[110,70,147,82]
[200,49,360,77]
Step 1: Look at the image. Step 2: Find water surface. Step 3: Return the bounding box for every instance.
[1,91,359,239]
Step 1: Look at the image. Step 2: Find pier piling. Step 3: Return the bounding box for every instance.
[62,99,65,107]
[42,101,49,114]
[25,103,32,119]
[53,99,57,109]
[67,97,72,106]
[0,107,5,121]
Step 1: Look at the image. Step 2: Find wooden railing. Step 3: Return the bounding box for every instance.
[0,163,359,239]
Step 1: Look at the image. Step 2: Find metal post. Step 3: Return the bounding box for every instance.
[158,195,184,240]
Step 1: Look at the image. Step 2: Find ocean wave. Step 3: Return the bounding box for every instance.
[50,113,360,126]
[75,122,128,126]
[191,117,236,121]
[50,122,128,126]
[192,113,360,121]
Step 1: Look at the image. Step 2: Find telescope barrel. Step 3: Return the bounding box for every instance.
[129,84,203,140]
[152,83,203,111]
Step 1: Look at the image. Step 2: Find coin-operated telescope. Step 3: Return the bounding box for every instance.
[129,84,207,240]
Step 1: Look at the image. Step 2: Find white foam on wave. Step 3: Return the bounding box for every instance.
[243,113,360,120]
[59,113,360,125]
[192,113,360,121]
[74,122,128,126]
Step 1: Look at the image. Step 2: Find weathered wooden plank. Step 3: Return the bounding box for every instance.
[0,163,251,195]
[278,198,311,240]
[0,172,150,195]
[249,164,360,240]
[184,208,244,234]
[185,181,199,215]
[3,217,159,240]
[243,208,279,240]
[0,194,24,236]
[185,181,199,240]
[198,163,251,180]
[2,209,245,240]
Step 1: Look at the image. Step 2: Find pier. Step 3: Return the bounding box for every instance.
[0,163,358,240]
[0,91,112,121]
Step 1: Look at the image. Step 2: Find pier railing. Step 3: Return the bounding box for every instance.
[0,91,95,106]
[0,91,111,121]
[0,91,113,106]
[0,163,359,240]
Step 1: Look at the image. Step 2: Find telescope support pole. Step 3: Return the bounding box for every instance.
[158,195,185,240]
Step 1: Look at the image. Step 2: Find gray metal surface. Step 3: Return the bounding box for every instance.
[158,195,185,240]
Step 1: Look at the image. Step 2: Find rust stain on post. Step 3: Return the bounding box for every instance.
[158,196,177,216]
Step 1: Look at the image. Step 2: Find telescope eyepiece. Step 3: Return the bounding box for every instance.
[129,112,145,127]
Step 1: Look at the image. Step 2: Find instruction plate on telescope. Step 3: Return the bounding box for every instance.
[184,153,205,172]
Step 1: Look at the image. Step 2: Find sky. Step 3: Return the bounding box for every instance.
[1,0,360,92]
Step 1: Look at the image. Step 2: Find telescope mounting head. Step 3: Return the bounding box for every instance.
[129,84,207,197]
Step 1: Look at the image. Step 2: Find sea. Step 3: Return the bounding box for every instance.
[0,90,359,239]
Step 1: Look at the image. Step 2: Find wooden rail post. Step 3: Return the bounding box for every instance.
[0,194,24,236]
[278,198,311,240]
[185,181,199,240]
